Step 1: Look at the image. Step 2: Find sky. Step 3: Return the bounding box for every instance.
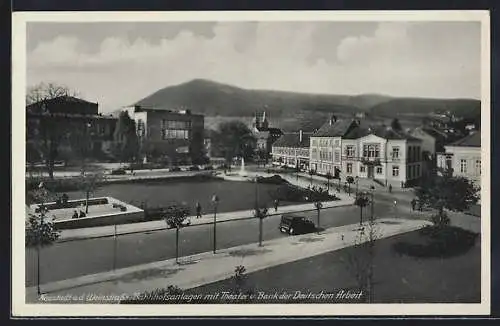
[26,21,481,113]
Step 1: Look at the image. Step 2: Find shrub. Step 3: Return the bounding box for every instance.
[111,168,127,175]
[256,175,289,185]
[393,225,479,258]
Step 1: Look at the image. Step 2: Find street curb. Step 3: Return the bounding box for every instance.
[28,218,430,297]
[55,202,355,243]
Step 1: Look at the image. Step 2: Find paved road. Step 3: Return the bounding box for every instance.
[26,199,420,286]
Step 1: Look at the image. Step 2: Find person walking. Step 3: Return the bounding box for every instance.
[273,199,279,212]
[388,184,393,193]
[411,198,416,211]
[195,201,202,218]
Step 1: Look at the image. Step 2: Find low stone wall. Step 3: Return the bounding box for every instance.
[55,210,145,230]
[50,197,145,230]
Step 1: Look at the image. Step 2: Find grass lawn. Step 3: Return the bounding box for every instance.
[181,228,481,304]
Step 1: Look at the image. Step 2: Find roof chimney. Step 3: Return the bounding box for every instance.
[299,130,303,143]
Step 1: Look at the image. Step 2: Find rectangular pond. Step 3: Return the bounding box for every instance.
[63,177,306,215]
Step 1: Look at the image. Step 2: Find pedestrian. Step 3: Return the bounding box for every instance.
[273,199,279,212]
[388,184,392,193]
[195,201,202,218]
[411,198,416,211]
[79,210,86,218]
[72,210,79,219]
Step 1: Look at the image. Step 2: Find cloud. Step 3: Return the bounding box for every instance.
[26,21,481,112]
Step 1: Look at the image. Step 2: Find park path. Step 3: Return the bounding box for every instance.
[26,217,430,304]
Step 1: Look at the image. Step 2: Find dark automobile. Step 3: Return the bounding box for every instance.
[279,214,316,235]
[110,168,127,175]
[188,165,200,171]
[169,166,181,172]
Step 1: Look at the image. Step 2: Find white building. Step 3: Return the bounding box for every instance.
[309,117,424,188]
[437,132,481,186]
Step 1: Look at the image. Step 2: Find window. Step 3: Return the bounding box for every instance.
[363,144,380,158]
[347,163,353,174]
[312,139,317,147]
[346,145,355,158]
[460,159,468,173]
[161,119,190,140]
[311,148,318,160]
[334,151,340,162]
[476,160,481,175]
[392,147,400,159]
[328,152,333,161]
[334,139,340,147]
[392,165,399,177]
[360,165,366,173]
[376,166,383,174]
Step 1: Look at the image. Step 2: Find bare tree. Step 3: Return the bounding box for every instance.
[26,82,79,105]
[340,212,380,303]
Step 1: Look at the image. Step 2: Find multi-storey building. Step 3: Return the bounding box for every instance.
[436,131,481,186]
[252,112,283,156]
[26,96,116,163]
[341,125,424,187]
[309,117,358,176]
[120,105,205,165]
[271,130,311,171]
[308,117,424,188]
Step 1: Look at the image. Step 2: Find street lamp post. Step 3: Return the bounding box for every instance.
[370,186,375,222]
[211,194,219,254]
[355,176,359,195]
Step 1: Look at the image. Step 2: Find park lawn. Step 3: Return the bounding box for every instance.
[188,228,481,304]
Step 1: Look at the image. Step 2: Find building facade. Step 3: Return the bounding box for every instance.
[309,117,358,176]
[26,96,116,163]
[121,105,205,165]
[271,130,311,171]
[436,132,481,186]
[252,112,283,155]
[309,117,424,188]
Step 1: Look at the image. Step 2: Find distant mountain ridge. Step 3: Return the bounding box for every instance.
[134,79,480,121]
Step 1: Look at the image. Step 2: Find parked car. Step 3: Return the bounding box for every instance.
[188,166,200,171]
[279,214,316,235]
[165,217,192,229]
[203,165,214,170]
[110,168,127,175]
[169,166,181,172]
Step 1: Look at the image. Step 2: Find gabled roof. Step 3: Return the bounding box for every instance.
[447,132,481,147]
[313,119,357,137]
[273,132,312,148]
[344,124,420,141]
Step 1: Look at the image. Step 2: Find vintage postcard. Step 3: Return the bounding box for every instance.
[11,10,491,317]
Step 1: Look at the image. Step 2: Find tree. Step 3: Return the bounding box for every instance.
[163,204,190,264]
[415,173,480,227]
[79,172,104,214]
[391,118,402,131]
[26,186,61,295]
[254,205,269,247]
[355,192,370,225]
[346,176,355,195]
[340,215,379,303]
[26,83,80,179]
[313,200,323,231]
[211,121,256,166]
[113,111,140,166]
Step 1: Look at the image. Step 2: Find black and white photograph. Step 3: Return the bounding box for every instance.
[11,10,490,316]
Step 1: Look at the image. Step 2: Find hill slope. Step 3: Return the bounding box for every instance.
[134,79,480,126]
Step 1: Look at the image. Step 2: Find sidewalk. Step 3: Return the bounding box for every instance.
[58,195,354,242]
[26,217,431,303]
